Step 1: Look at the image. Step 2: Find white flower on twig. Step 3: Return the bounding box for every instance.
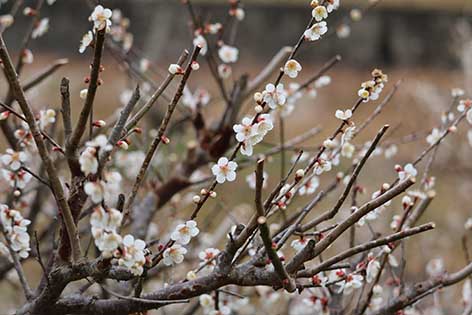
[304,21,328,41]
[212,157,237,184]
[299,176,319,195]
[170,220,199,245]
[32,18,49,39]
[426,128,442,145]
[89,5,112,32]
[284,59,302,78]
[335,109,352,121]
[79,147,98,176]
[263,83,287,110]
[1,149,27,171]
[39,109,56,130]
[163,244,187,266]
[79,31,93,53]
[312,6,328,21]
[118,235,147,276]
[218,45,239,63]
[397,163,417,181]
[193,34,208,55]
[366,253,380,283]
[2,169,32,189]
[198,247,220,270]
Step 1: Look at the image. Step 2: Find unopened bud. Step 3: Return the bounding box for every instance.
[257,216,267,224]
[192,195,201,204]
[23,7,36,16]
[117,140,129,150]
[200,189,208,195]
[79,89,88,100]
[93,120,106,128]
[168,63,183,75]
[209,191,217,198]
[254,105,263,113]
[295,169,305,180]
[161,135,170,144]
[191,61,200,71]
[0,111,10,120]
[254,92,263,103]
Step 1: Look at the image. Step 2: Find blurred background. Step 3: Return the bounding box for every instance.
[1,0,472,311]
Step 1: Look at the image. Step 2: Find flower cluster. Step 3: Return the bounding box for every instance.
[303,0,338,42]
[79,5,113,53]
[90,206,148,275]
[357,69,388,102]
[233,114,273,156]
[0,205,30,258]
[164,220,200,266]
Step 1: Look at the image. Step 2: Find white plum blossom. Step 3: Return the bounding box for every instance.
[299,176,319,195]
[326,0,340,12]
[2,169,32,189]
[218,45,239,63]
[170,220,199,245]
[200,294,215,310]
[0,205,31,258]
[212,157,237,184]
[314,76,331,89]
[304,21,328,41]
[312,6,328,21]
[32,18,49,39]
[452,88,465,97]
[467,109,472,125]
[458,99,471,112]
[92,229,122,258]
[284,59,302,78]
[341,142,355,159]
[84,171,122,204]
[39,109,56,130]
[79,31,93,53]
[89,5,112,32]
[193,34,208,55]
[1,149,27,171]
[340,274,363,295]
[117,235,147,276]
[198,247,220,270]
[163,244,187,266]
[426,128,442,145]
[366,253,380,283]
[22,49,33,64]
[233,117,257,143]
[79,147,98,176]
[86,134,113,152]
[397,163,417,181]
[218,64,232,79]
[263,83,287,110]
[335,109,352,121]
[426,258,445,277]
[313,158,332,175]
